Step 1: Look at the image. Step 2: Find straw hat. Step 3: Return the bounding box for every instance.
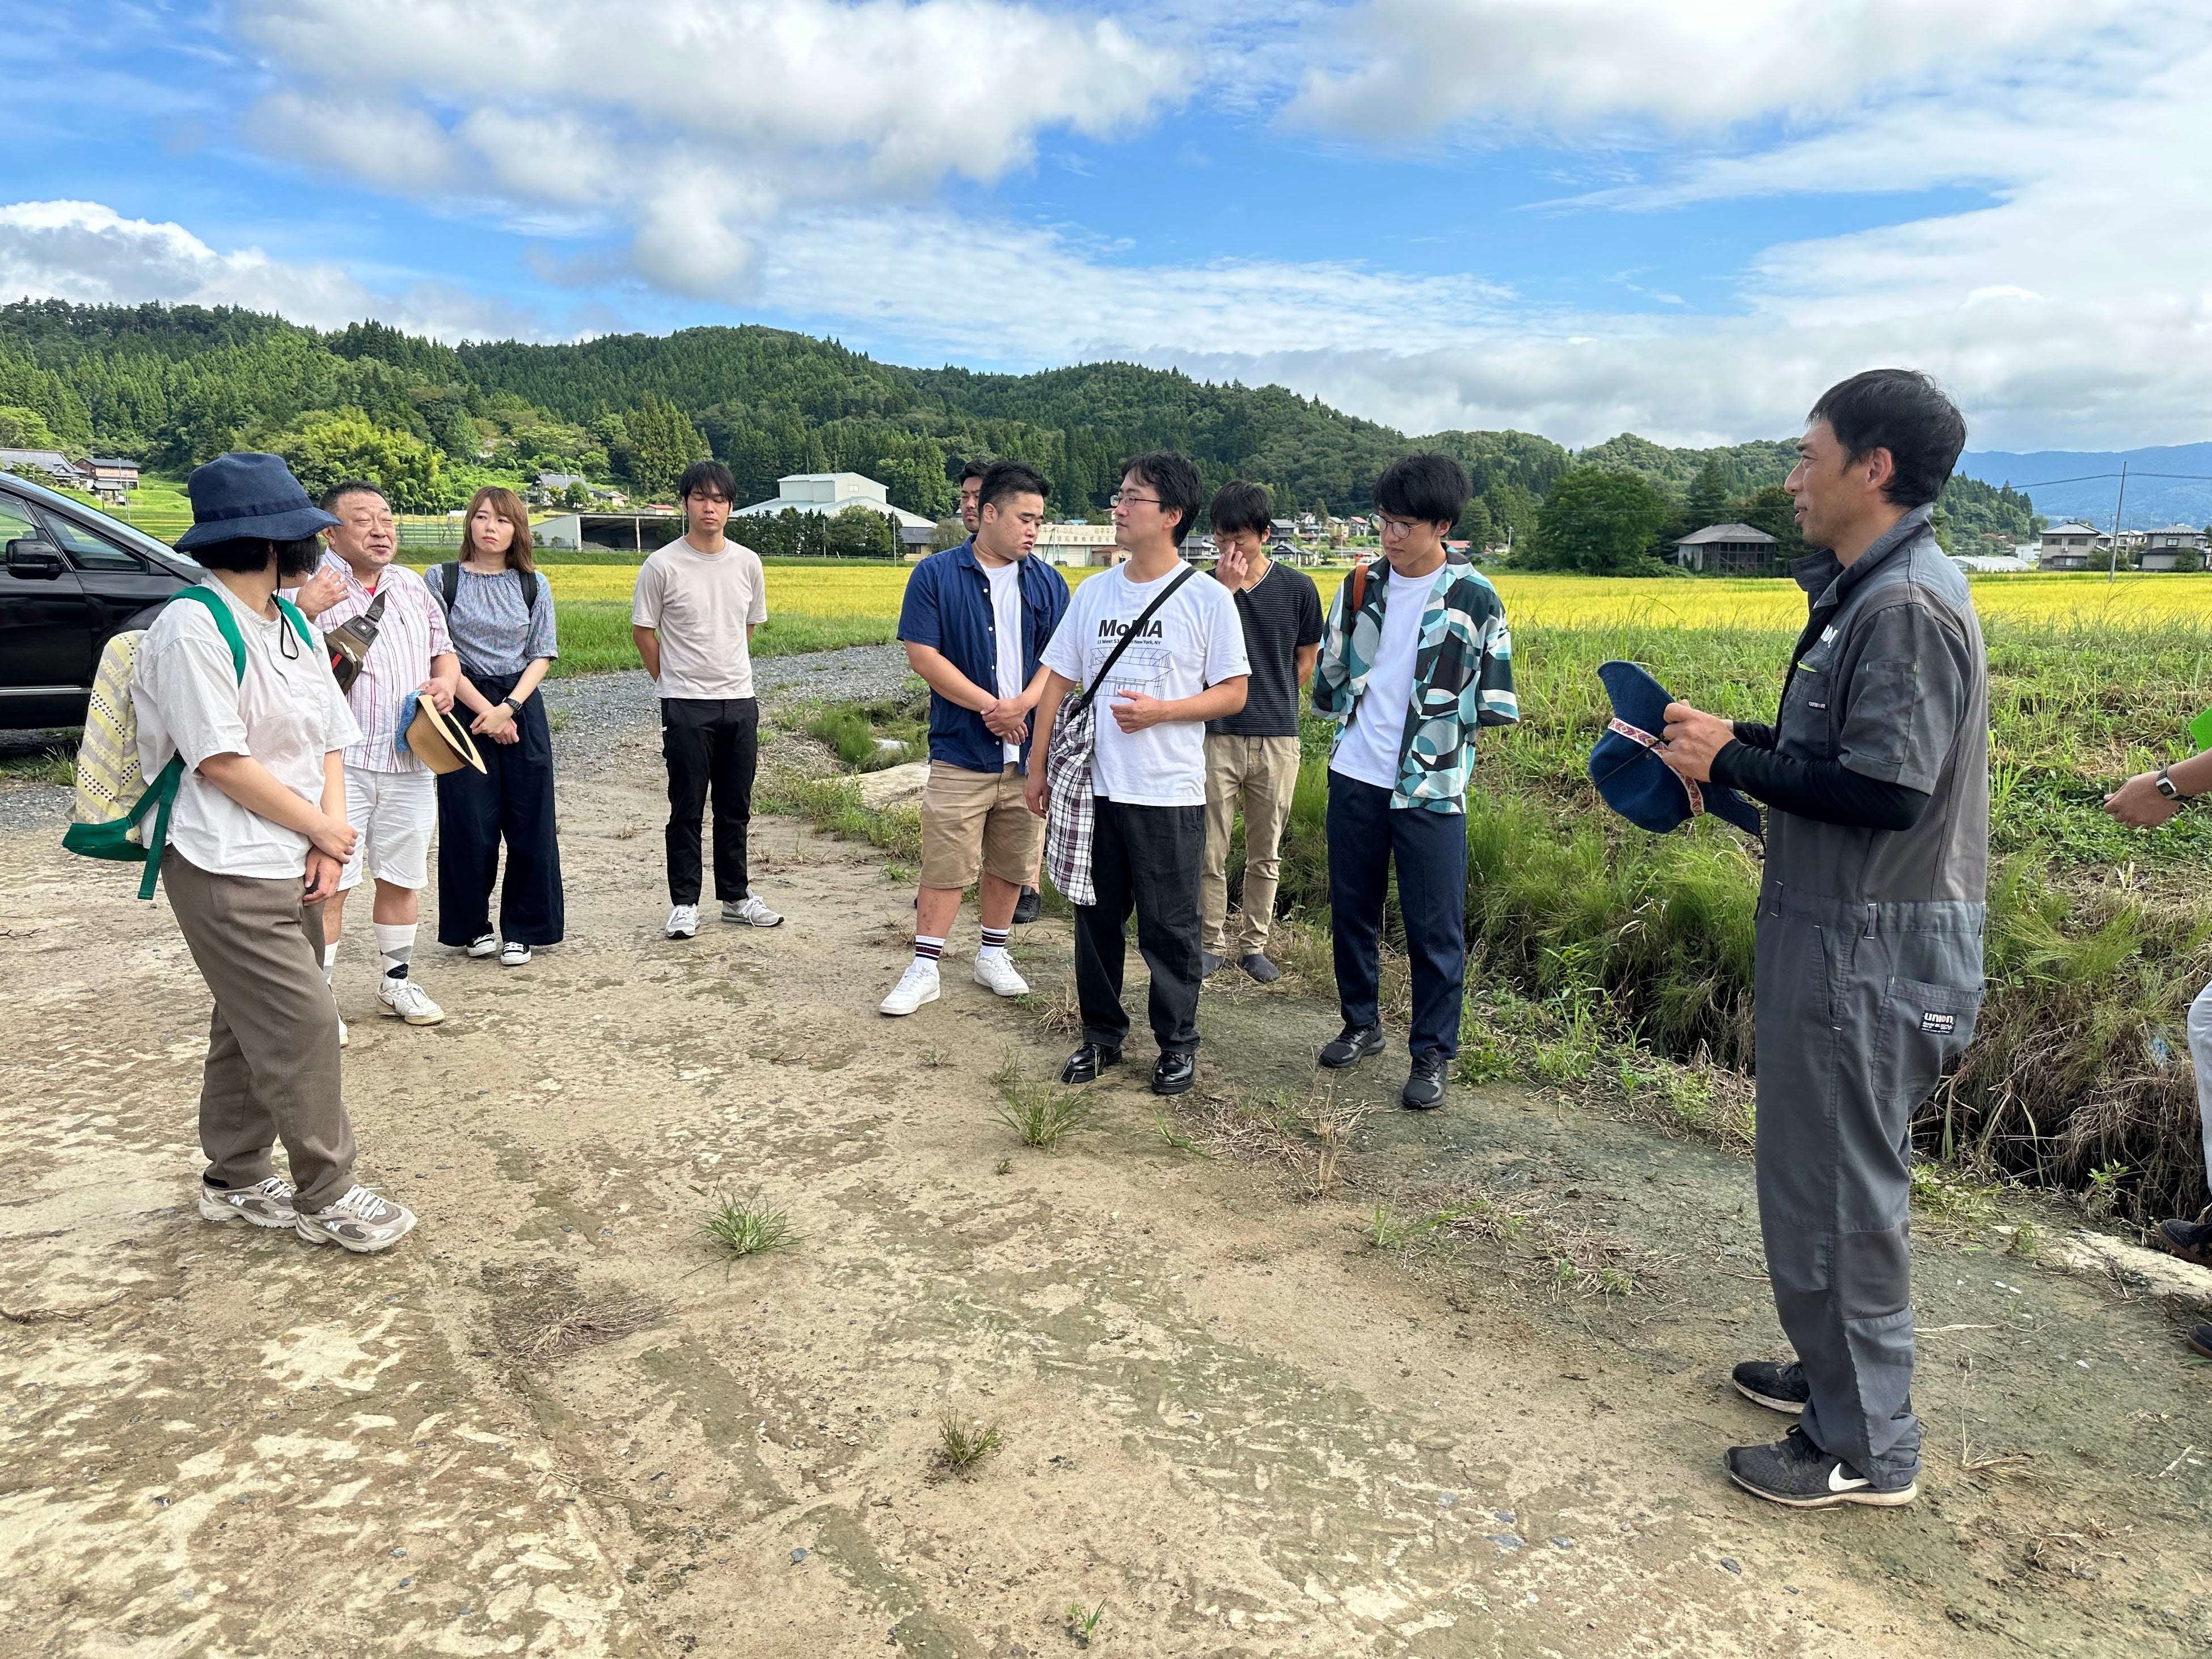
[398,690,487,775]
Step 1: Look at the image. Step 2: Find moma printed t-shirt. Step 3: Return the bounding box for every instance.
[631,538,768,700]
[1040,560,1249,807]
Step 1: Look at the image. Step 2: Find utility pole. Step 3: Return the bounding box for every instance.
[2108,462,2129,584]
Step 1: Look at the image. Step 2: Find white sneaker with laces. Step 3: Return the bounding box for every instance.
[724,895,784,928]
[199,1176,296,1229]
[972,952,1029,998]
[466,932,499,958]
[666,904,700,939]
[500,940,532,966]
[378,976,446,1025]
[879,960,941,1016]
[294,1184,418,1253]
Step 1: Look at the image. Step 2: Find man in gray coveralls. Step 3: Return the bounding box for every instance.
[1660,369,1986,1509]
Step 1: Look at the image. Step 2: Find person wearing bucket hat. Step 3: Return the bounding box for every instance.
[1656,370,1986,1512]
[136,452,419,1253]
[286,481,460,1034]
[1588,660,1762,839]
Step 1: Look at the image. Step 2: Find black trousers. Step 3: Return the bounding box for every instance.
[436,670,565,948]
[662,696,759,906]
[1073,797,1206,1054]
[1326,773,1468,1059]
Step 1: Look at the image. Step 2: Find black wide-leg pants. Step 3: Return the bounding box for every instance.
[436,672,565,948]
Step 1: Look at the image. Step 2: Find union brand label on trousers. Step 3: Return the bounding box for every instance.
[1919,1010,1956,1035]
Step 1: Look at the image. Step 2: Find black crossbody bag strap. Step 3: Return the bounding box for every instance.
[1071,565,1196,712]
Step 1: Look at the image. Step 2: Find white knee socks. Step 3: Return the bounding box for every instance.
[374,922,416,981]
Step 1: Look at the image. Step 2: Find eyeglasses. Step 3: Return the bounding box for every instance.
[1109,492,1163,509]
[1375,514,1420,538]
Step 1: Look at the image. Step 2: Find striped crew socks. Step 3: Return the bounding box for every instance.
[913,935,946,971]
[978,926,1011,961]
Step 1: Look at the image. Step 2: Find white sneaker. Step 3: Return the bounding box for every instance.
[337,1016,349,1048]
[879,960,942,1016]
[724,895,784,928]
[972,951,1029,998]
[199,1176,296,1229]
[466,932,499,958]
[666,904,700,939]
[378,976,446,1025]
[499,940,531,967]
[294,1184,418,1253]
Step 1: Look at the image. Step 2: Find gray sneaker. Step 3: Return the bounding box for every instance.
[199,1176,297,1230]
[724,895,784,927]
[295,1185,419,1254]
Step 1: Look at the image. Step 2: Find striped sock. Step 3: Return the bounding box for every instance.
[913,935,945,966]
[978,926,1011,959]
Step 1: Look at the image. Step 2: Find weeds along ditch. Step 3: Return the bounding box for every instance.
[775,615,2212,1222]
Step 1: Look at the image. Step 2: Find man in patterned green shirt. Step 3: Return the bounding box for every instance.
[1312,453,1517,1109]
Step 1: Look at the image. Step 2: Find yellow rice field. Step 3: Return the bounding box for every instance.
[532,560,2212,630]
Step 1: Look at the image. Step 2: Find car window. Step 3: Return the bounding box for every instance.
[0,497,42,558]
[41,512,145,572]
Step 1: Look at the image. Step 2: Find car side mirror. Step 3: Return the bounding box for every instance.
[5,540,66,579]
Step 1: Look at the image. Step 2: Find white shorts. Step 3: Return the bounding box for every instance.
[339,766,438,892]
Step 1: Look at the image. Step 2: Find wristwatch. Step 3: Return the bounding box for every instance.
[2155,767,2191,800]
[500,697,521,716]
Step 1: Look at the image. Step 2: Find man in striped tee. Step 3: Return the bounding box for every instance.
[291,480,460,1033]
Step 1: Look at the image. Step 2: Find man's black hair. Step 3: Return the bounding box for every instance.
[1208,480,1273,539]
[1374,453,1471,527]
[321,479,387,513]
[193,534,328,580]
[1806,369,1967,509]
[1120,450,1205,546]
[959,457,994,485]
[678,459,738,501]
[978,459,1050,514]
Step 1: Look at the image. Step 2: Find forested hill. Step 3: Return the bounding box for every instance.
[0,298,2041,553]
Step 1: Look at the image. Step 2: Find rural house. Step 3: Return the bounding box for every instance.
[2136,523,2208,572]
[84,457,140,501]
[2038,522,2107,569]
[1672,521,1780,574]
[0,449,87,488]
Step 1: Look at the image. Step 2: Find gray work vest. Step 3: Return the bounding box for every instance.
[1765,506,1990,906]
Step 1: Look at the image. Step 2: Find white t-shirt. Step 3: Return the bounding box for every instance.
[1329,566,1432,792]
[984,556,1025,765]
[134,581,362,880]
[1040,560,1249,807]
[631,538,769,700]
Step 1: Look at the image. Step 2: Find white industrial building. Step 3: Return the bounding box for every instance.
[734,472,935,531]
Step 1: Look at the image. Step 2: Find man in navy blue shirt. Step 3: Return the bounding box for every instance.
[885,460,1071,1015]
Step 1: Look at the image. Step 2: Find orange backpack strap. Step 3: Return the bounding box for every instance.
[1349,558,1369,618]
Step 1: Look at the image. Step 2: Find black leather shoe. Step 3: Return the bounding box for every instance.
[1317,1023,1384,1069]
[1151,1049,1196,1095]
[1059,1042,1122,1084]
[1401,1053,1447,1110]
[1012,885,1041,925]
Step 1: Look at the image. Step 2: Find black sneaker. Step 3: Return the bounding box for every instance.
[1200,951,1226,977]
[1151,1050,1196,1096]
[2188,1325,2212,1361]
[1401,1053,1447,1111]
[1012,885,1041,926]
[1318,1023,1384,1069]
[1725,1426,1917,1509]
[2155,1218,2212,1269]
[1059,1042,1123,1084]
[1239,953,1281,984]
[1732,1358,1809,1415]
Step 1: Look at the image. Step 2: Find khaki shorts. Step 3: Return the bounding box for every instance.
[919,762,1042,891]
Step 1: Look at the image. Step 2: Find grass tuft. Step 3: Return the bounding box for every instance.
[994,1079,1094,1149]
[699,1193,794,1259]
[1064,1602,1105,1646]
[933,1413,1003,1478]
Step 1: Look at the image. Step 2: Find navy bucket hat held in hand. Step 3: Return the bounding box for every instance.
[1588,660,1763,839]
[174,453,341,551]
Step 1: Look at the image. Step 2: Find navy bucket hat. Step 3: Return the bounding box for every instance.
[174,453,340,551]
[1588,660,1762,839]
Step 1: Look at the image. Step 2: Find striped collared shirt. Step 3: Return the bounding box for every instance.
[307,552,454,774]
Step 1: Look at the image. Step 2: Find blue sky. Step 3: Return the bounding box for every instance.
[8,1,2210,451]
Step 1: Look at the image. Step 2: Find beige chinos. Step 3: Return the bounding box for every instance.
[1200,732,1302,957]
[163,852,357,1211]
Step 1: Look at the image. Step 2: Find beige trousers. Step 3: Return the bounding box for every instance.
[1200,733,1302,956]
[162,853,356,1212]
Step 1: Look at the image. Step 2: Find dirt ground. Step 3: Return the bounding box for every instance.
[5,721,2211,1658]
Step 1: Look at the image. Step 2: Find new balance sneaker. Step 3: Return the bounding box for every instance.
[466,932,499,959]
[665,904,700,939]
[724,896,784,928]
[1732,1358,1810,1415]
[378,976,445,1025]
[199,1176,297,1230]
[972,952,1029,998]
[1318,1023,1384,1069]
[880,960,942,1016]
[294,1185,419,1254]
[1725,1426,1916,1509]
[1012,885,1041,925]
[2154,1218,2212,1269]
[499,941,532,968]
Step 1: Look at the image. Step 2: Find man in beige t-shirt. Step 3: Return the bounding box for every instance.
[631,461,782,939]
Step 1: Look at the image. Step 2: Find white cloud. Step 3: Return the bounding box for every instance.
[0,200,553,343]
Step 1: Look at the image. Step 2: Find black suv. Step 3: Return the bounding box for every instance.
[1,471,201,729]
